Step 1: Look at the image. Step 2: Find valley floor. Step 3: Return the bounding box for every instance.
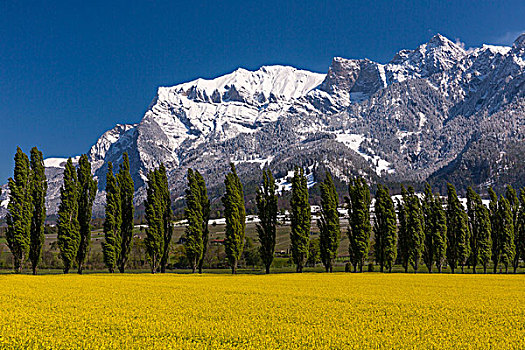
[0,273,523,349]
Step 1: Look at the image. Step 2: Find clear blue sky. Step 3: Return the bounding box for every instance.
[1,0,524,182]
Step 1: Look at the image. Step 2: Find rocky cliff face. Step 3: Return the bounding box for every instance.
[1,33,524,216]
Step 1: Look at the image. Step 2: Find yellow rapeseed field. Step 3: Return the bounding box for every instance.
[0,273,524,349]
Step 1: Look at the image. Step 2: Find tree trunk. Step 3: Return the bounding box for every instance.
[438,265,442,273]
[493,262,498,274]
[14,256,22,274]
[77,267,83,274]
[451,266,455,274]
[151,256,157,274]
[64,267,69,274]
[505,265,508,274]
[404,265,408,273]
[265,265,270,274]
[388,266,392,273]
[483,264,487,274]
[118,264,125,273]
[428,265,432,273]
[232,260,237,274]
[380,264,384,273]
[461,265,464,273]
[473,265,476,274]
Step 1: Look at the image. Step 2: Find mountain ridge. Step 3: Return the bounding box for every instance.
[1,33,524,217]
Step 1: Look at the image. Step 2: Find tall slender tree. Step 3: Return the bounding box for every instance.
[158,165,173,273]
[290,166,310,273]
[488,187,500,273]
[433,197,448,273]
[102,162,121,273]
[196,171,210,274]
[317,172,340,272]
[144,166,171,273]
[405,186,424,272]
[222,163,246,274]
[6,147,32,273]
[76,155,97,274]
[347,177,371,272]
[255,168,278,274]
[397,186,409,273]
[184,169,204,273]
[466,187,492,273]
[446,183,470,273]
[514,188,525,273]
[498,196,515,273]
[117,153,135,273]
[422,184,435,273]
[373,184,397,272]
[29,147,47,275]
[57,158,80,274]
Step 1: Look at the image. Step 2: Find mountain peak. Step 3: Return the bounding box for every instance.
[428,33,450,46]
[513,33,525,49]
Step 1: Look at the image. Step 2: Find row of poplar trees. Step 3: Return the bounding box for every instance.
[177,164,341,274]
[4,147,104,274]
[4,147,47,274]
[391,183,524,274]
[6,148,523,274]
[178,164,524,274]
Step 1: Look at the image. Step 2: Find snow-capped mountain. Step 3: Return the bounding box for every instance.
[1,33,524,216]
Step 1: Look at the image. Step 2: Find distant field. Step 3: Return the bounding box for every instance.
[0,274,523,349]
[0,221,351,270]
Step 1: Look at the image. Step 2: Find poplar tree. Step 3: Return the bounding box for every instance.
[405,186,424,272]
[466,187,477,269]
[255,168,278,274]
[102,162,121,272]
[6,147,32,273]
[422,184,435,273]
[488,187,500,273]
[290,166,310,273]
[397,186,409,273]
[158,165,173,273]
[184,169,204,273]
[514,189,525,273]
[446,183,470,273]
[144,169,162,273]
[433,197,448,273]
[222,163,246,274]
[373,184,397,272]
[117,153,135,273]
[76,155,97,274]
[506,185,520,273]
[196,171,210,274]
[29,147,47,275]
[317,172,340,272]
[498,197,515,273]
[347,177,371,272]
[57,158,80,274]
[466,187,492,273]
[144,166,171,273]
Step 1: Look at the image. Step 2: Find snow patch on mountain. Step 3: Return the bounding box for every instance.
[275,165,316,195]
[43,156,80,169]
